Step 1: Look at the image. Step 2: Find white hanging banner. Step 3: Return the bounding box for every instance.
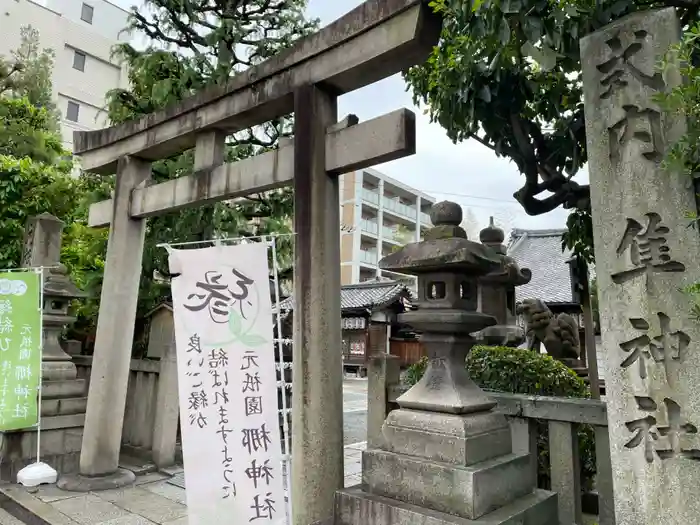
[170,244,285,525]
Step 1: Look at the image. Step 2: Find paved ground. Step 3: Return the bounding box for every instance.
[0,378,369,524]
[342,378,368,447]
[0,508,24,525]
[0,377,602,524]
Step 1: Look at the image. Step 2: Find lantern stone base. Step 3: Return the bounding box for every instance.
[362,449,535,520]
[381,409,512,466]
[326,405,558,525]
[334,487,558,525]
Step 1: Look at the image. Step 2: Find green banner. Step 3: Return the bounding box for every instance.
[0,272,41,431]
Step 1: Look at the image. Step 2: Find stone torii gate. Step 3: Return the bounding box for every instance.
[57,2,441,524]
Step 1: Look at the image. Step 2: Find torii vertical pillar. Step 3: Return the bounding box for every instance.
[291,84,344,525]
[58,156,151,491]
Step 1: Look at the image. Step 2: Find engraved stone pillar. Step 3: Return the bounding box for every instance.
[581,9,700,525]
[331,202,559,524]
[21,213,86,380]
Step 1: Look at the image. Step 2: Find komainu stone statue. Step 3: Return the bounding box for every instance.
[517,298,580,359]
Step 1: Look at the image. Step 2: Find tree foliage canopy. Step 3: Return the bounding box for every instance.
[405,0,700,262]
[0,26,56,114]
[0,28,76,270]
[0,27,109,337]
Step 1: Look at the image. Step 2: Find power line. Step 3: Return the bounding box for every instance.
[414,189,521,207]
[425,191,516,203]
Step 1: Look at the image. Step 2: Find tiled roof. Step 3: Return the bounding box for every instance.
[507,228,575,304]
[276,279,409,313]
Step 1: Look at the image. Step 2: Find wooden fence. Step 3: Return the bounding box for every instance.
[388,338,424,366]
[365,353,615,525]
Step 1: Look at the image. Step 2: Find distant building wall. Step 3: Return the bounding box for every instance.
[0,0,131,151]
[339,168,435,288]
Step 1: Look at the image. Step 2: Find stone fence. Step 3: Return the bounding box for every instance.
[70,350,615,525]
[73,355,180,469]
[366,353,615,525]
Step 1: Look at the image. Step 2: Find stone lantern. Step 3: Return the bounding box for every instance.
[334,201,558,524]
[476,217,531,347]
[43,263,87,380]
[21,213,86,381]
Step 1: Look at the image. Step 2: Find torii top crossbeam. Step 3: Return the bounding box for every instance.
[74,0,439,174]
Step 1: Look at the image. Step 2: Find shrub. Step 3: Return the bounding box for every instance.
[405,346,595,492]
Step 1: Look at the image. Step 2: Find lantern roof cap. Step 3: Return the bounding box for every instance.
[379,201,500,276]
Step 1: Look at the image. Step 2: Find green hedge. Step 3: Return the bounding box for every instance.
[405,346,595,491]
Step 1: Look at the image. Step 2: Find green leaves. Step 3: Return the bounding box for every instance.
[0,30,77,271]
[562,207,594,265]
[520,41,559,72]
[406,0,700,251]
[500,0,521,14]
[498,17,510,46]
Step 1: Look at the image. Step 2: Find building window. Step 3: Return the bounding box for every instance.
[80,3,93,23]
[66,101,80,122]
[72,50,86,72]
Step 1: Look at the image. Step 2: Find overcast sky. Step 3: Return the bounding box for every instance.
[307,0,588,235]
[115,0,587,235]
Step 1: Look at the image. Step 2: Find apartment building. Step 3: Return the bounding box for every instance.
[1,0,131,151]
[339,168,435,287]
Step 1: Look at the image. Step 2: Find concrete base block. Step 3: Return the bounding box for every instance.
[41,361,78,381]
[0,452,80,482]
[363,449,534,520]
[335,487,559,525]
[383,409,512,466]
[42,379,86,400]
[0,424,85,482]
[57,468,135,492]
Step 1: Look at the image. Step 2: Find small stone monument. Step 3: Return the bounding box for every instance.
[333,201,558,524]
[581,8,700,525]
[476,217,530,347]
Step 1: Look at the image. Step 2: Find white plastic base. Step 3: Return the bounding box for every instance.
[17,461,58,487]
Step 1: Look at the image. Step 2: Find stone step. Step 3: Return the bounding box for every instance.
[0,507,25,525]
[0,485,81,524]
[41,398,86,417]
[118,454,157,476]
[41,380,86,400]
[335,487,558,525]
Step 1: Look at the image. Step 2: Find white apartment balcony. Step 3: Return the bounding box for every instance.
[360,250,378,266]
[362,189,380,207]
[421,212,431,226]
[361,219,379,237]
[382,226,402,244]
[382,197,417,221]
